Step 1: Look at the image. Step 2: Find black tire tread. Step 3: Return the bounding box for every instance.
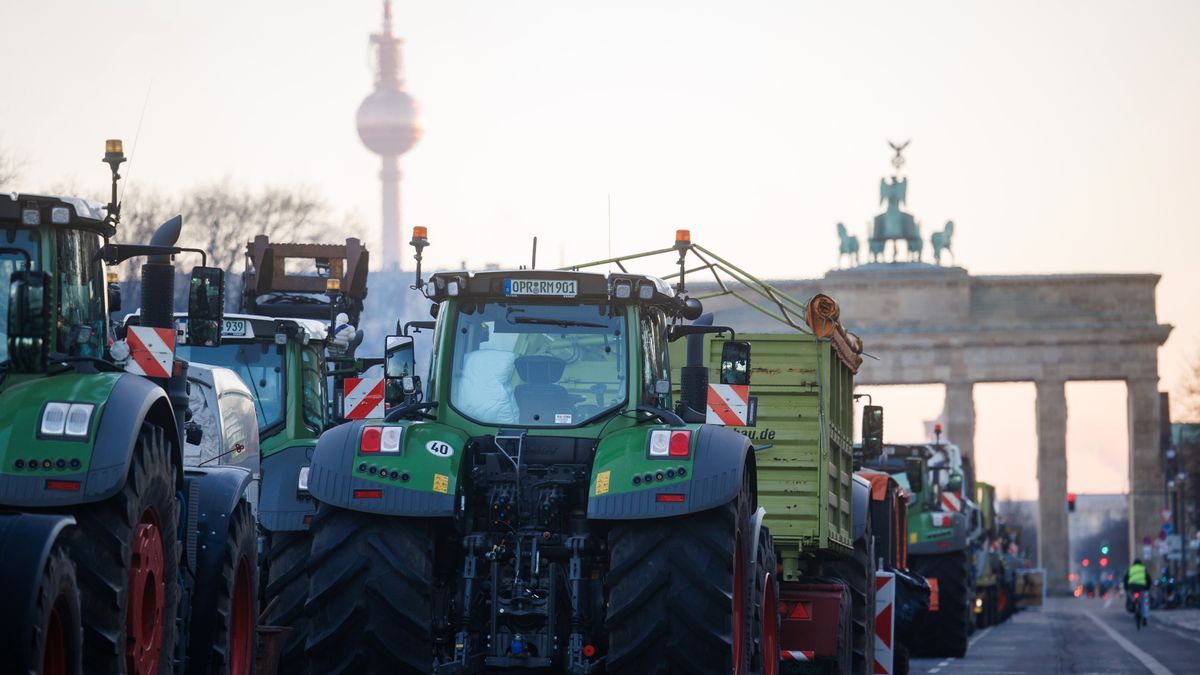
[303,505,433,675]
[28,544,83,675]
[263,530,310,672]
[605,477,753,675]
[68,423,180,675]
[824,514,876,675]
[909,551,970,658]
[201,500,257,674]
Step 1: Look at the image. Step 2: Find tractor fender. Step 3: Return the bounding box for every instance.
[182,465,253,664]
[0,511,75,671]
[850,474,871,544]
[0,373,181,508]
[258,443,318,532]
[307,420,458,517]
[588,424,753,520]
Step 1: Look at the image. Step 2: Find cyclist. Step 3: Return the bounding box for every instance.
[1124,559,1150,628]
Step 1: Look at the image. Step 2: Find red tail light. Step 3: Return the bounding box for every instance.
[360,426,382,453]
[668,430,691,457]
[45,479,81,492]
[353,489,383,499]
[786,600,811,620]
[655,493,685,503]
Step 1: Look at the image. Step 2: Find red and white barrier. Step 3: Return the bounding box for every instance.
[125,326,176,378]
[706,384,750,426]
[874,571,896,674]
[343,377,385,419]
[780,650,815,662]
[940,491,962,512]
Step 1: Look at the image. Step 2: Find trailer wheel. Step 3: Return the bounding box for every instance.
[823,512,876,675]
[199,500,257,675]
[751,526,779,675]
[263,530,310,672]
[303,505,433,674]
[30,544,83,675]
[909,551,970,658]
[69,422,180,675]
[605,471,754,675]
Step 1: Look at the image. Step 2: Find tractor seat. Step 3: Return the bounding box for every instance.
[514,356,572,424]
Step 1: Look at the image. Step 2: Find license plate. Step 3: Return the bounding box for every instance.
[505,279,578,297]
[222,319,251,337]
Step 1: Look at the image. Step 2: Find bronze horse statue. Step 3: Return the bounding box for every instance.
[931,220,955,265]
[836,222,859,267]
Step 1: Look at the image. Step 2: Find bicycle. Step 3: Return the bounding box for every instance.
[1126,588,1149,629]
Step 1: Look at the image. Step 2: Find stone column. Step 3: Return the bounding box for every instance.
[943,381,975,458]
[1126,377,1164,575]
[1036,379,1070,595]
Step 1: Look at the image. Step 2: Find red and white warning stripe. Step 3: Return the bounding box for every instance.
[706,384,750,426]
[343,377,385,420]
[940,491,962,513]
[874,571,896,674]
[780,650,815,662]
[125,326,176,378]
[932,512,955,528]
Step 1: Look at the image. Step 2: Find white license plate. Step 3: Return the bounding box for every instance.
[222,319,250,337]
[505,279,578,297]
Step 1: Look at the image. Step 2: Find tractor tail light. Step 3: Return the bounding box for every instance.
[668,430,691,457]
[360,426,382,453]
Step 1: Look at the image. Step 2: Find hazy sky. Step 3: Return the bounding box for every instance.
[4,1,1198,499]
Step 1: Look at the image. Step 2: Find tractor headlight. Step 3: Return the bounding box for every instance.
[297,466,311,493]
[41,402,94,438]
[613,279,632,299]
[50,207,71,224]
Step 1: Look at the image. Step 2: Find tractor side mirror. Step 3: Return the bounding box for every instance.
[904,456,925,494]
[861,405,884,457]
[107,280,122,314]
[719,341,751,385]
[384,335,417,406]
[187,266,225,347]
[8,271,51,372]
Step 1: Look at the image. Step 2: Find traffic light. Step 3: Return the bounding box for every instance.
[1082,558,1090,567]
[1101,545,1109,555]
[1068,493,1076,512]
[1100,557,1109,567]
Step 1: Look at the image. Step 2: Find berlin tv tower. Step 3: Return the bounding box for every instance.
[356,0,421,271]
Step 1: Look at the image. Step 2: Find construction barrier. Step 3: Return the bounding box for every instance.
[874,571,896,674]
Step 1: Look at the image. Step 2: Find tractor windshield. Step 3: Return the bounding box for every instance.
[449,301,627,427]
[0,229,40,363]
[177,341,286,433]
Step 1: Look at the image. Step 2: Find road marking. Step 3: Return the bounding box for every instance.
[1084,611,1173,675]
[938,660,951,667]
[1153,622,1200,646]
[969,625,994,648]
[929,669,941,673]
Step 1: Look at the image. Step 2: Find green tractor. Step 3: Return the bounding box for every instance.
[861,440,983,658]
[299,228,781,673]
[972,481,1016,628]
[0,141,257,675]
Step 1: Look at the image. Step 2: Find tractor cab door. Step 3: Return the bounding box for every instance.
[53,228,108,358]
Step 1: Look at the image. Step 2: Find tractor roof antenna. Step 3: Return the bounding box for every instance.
[409,226,429,290]
[673,229,691,295]
[101,139,126,228]
[531,236,537,270]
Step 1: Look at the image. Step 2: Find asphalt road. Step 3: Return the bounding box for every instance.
[909,596,1200,675]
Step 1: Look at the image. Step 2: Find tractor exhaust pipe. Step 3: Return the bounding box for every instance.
[140,215,183,329]
[679,312,714,419]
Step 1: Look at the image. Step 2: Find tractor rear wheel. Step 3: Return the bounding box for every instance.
[824,514,876,675]
[909,551,971,658]
[31,544,83,675]
[303,505,433,675]
[263,530,310,673]
[69,423,180,675]
[192,500,257,675]
[605,472,755,675]
[752,525,779,675]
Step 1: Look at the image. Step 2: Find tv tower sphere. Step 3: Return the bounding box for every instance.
[357,0,421,271]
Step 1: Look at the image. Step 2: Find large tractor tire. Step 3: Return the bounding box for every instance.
[262,530,310,673]
[605,472,755,675]
[30,544,83,675]
[303,505,433,675]
[191,500,257,675]
[68,423,180,675]
[752,526,779,675]
[909,551,971,658]
[823,515,876,675]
